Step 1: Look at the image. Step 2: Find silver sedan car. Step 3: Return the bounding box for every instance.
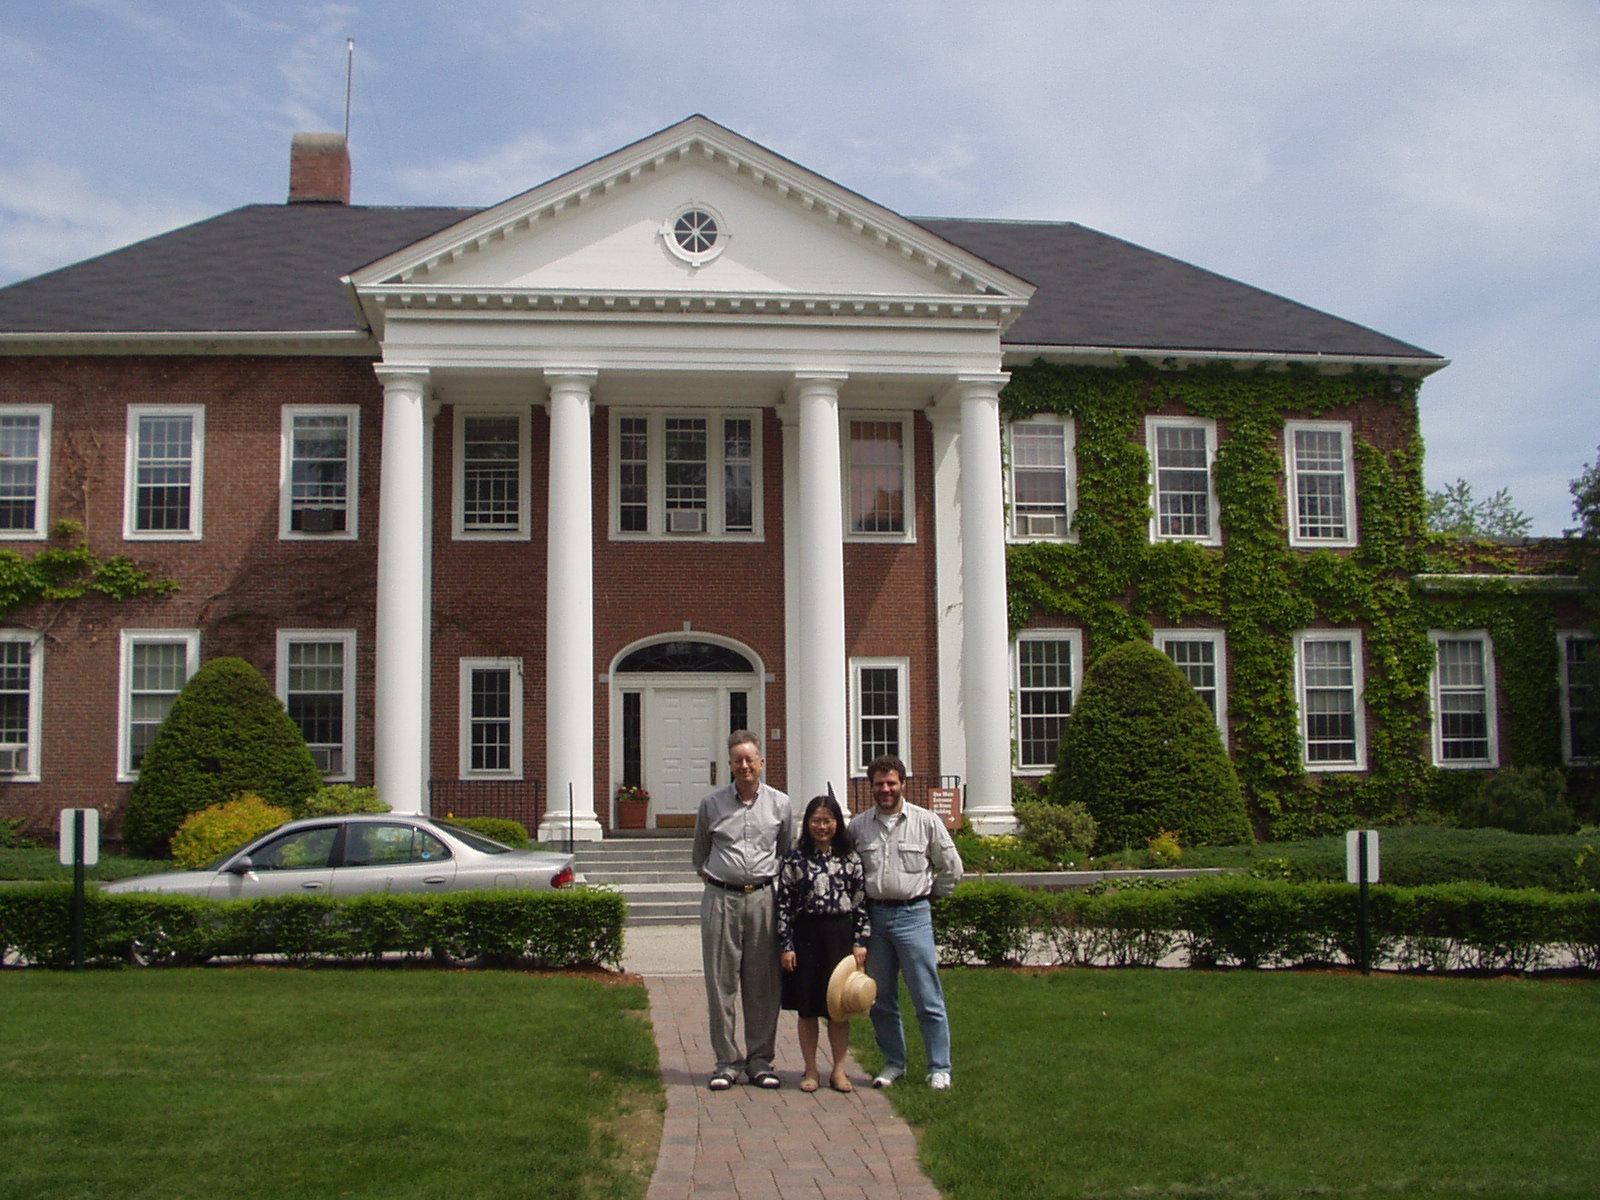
[104,813,576,900]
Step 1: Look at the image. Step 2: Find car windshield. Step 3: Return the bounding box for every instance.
[431,819,514,855]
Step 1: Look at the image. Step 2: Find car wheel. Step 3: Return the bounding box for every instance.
[431,941,485,969]
[126,929,196,967]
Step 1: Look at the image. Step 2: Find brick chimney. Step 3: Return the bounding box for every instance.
[288,132,351,204]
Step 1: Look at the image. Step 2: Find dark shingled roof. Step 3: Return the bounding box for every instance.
[0,203,1440,362]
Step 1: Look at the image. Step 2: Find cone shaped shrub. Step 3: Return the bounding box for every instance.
[1050,639,1252,852]
[120,657,323,857]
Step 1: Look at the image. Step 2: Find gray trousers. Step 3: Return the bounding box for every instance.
[700,883,781,1077]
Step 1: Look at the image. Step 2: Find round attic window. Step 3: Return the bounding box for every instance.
[663,204,727,266]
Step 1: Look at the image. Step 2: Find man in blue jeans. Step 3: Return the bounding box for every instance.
[846,754,964,1090]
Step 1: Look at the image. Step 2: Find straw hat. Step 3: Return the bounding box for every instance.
[826,954,877,1022]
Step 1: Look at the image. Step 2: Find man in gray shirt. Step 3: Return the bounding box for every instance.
[847,753,963,1090]
[691,730,794,1091]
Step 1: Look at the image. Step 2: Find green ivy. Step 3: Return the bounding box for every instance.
[0,520,177,620]
[1003,360,1574,839]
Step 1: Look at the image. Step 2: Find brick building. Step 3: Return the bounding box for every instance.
[0,116,1585,846]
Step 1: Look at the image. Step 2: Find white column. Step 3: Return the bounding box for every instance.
[926,403,967,787]
[777,401,803,795]
[792,373,849,802]
[955,374,1016,834]
[541,370,604,843]
[374,368,431,813]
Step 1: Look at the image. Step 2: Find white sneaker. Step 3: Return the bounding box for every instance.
[927,1071,951,1091]
[872,1066,905,1089]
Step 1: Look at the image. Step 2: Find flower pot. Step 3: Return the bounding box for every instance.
[616,797,649,830]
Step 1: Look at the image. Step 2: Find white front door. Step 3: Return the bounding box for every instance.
[651,687,717,820]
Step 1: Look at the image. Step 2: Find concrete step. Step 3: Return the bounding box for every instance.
[574,839,701,925]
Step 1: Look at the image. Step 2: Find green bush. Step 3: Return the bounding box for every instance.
[1013,799,1097,866]
[953,827,1050,873]
[296,785,387,819]
[933,881,1034,965]
[0,885,625,970]
[1051,640,1252,852]
[0,816,28,848]
[120,658,323,858]
[170,794,292,868]
[1459,766,1574,835]
[443,817,530,846]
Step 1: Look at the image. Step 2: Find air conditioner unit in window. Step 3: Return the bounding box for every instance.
[0,747,26,775]
[666,509,707,534]
[1023,513,1063,537]
[297,507,343,534]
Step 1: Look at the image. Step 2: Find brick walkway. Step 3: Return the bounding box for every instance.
[641,974,942,1200]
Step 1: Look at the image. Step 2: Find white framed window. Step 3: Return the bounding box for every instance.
[124,406,203,539]
[1428,631,1497,768]
[610,410,760,539]
[1558,631,1598,765]
[661,203,728,267]
[1155,629,1229,740]
[0,631,43,780]
[454,408,531,539]
[1012,630,1082,771]
[277,631,356,780]
[281,407,358,539]
[118,630,199,779]
[846,415,914,541]
[1286,420,1356,547]
[460,658,523,778]
[850,657,910,776]
[1293,630,1366,771]
[0,406,50,539]
[1147,416,1219,544]
[1007,416,1075,540]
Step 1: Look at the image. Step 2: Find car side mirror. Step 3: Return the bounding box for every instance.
[228,856,255,875]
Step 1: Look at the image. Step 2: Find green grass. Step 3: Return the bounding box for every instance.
[857,969,1600,1199]
[0,969,662,1200]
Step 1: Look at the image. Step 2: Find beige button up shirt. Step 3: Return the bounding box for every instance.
[847,801,963,901]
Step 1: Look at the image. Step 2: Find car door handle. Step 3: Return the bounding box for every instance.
[423,876,447,886]
[301,881,325,890]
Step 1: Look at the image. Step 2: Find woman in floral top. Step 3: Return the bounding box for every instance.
[778,792,869,1092]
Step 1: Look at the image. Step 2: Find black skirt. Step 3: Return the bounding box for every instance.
[781,912,855,1019]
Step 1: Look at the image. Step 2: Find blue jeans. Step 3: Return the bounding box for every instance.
[865,899,951,1074]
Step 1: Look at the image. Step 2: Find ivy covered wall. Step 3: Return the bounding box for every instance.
[1002,359,1582,839]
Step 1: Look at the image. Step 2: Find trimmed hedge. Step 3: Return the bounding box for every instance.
[0,885,624,970]
[928,877,1600,973]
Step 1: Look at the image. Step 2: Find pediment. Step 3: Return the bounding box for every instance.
[350,116,1033,323]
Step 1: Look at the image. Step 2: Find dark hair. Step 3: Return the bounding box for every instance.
[798,793,852,856]
[866,754,908,783]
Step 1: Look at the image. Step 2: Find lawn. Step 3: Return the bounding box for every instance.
[860,968,1600,1200]
[0,969,662,1200]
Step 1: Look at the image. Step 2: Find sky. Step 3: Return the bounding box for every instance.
[2,0,1597,534]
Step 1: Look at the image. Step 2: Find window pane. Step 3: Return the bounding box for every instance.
[135,415,193,531]
[1565,638,1599,761]
[1154,425,1209,537]
[129,642,188,768]
[1435,639,1488,761]
[0,641,31,771]
[1301,639,1356,763]
[664,417,708,518]
[287,640,346,775]
[290,414,349,532]
[619,417,649,533]
[850,421,905,534]
[463,416,520,530]
[1017,639,1072,769]
[1163,639,1218,716]
[470,668,513,773]
[0,414,41,531]
[1012,422,1069,536]
[723,417,753,533]
[858,666,901,763]
[1293,428,1348,540]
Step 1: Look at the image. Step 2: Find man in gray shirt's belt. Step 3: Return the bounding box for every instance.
[691,729,794,1091]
